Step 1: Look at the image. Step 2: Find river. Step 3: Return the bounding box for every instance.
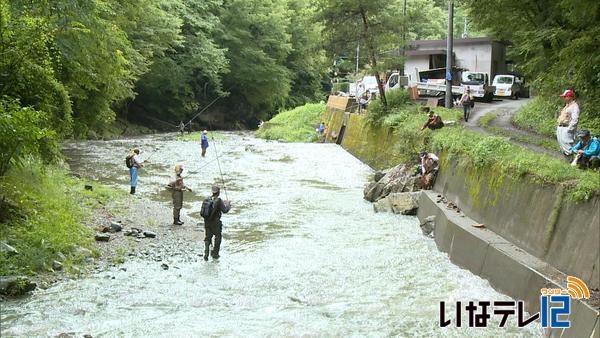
[0,133,542,337]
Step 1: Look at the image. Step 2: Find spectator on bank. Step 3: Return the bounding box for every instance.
[359,92,370,110]
[421,111,444,131]
[460,88,473,122]
[556,89,580,156]
[570,129,600,169]
[317,122,325,136]
[419,151,439,189]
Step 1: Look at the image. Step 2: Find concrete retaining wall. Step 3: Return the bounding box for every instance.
[417,191,599,337]
[435,158,600,290]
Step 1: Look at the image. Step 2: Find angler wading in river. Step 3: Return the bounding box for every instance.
[200,186,231,260]
[126,148,145,194]
[168,164,192,225]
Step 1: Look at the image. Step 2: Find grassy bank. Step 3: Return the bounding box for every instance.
[513,97,600,137]
[0,159,122,276]
[256,103,326,142]
[327,93,599,201]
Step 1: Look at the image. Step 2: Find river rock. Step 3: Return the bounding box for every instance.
[52,260,63,271]
[420,215,436,238]
[143,231,157,238]
[109,221,123,233]
[364,164,420,202]
[0,276,37,296]
[161,263,169,270]
[95,233,111,242]
[373,192,420,215]
[0,241,18,256]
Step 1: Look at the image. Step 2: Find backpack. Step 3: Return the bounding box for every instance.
[126,155,134,168]
[200,197,214,219]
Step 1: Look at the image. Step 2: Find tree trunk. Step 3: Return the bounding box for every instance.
[359,7,387,107]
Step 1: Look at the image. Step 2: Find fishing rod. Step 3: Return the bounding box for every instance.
[210,134,229,201]
[184,87,233,128]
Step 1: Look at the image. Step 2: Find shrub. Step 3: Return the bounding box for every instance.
[365,89,410,126]
[0,160,118,275]
[0,97,60,176]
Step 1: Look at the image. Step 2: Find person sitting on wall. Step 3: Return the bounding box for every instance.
[570,129,600,169]
[419,151,439,189]
[421,111,444,131]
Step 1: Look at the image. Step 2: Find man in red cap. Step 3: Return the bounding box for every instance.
[556,89,580,156]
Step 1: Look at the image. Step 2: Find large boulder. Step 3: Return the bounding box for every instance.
[364,164,420,202]
[373,192,420,215]
[0,276,37,296]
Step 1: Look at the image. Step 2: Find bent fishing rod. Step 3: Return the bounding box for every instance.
[210,134,229,201]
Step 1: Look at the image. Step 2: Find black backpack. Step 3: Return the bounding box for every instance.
[200,197,214,219]
[125,155,134,168]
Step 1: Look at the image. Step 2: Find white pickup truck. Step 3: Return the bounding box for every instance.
[461,71,495,102]
[384,70,494,101]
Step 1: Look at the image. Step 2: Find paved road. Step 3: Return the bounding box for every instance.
[462,97,562,159]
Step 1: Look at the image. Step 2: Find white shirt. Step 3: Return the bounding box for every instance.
[132,154,143,167]
[567,102,580,130]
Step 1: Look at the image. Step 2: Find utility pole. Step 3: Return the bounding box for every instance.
[400,0,407,75]
[445,0,454,108]
[356,43,360,74]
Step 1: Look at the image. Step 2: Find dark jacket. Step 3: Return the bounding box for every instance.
[205,196,230,225]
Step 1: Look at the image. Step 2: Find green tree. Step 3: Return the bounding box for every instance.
[465,0,600,129]
[215,0,292,121]
[132,0,228,124]
[282,0,328,109]
[319,0,404,107]
[0,1,72,136]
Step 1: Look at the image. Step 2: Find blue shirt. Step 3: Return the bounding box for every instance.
[571,137,599,157]
[318,124,325,134]
[201,134,209,148]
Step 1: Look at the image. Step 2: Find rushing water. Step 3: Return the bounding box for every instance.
[1,133,542,337]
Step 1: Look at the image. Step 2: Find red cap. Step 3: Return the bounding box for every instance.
[560,89,575,98]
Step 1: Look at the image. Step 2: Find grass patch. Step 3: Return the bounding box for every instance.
[0,158,123,276]
[255,103,326,142]
[359,103,598,201]
[513,97,600,137]
[479,112,560,152]
[177,131,228,142]
[429,127,599,201]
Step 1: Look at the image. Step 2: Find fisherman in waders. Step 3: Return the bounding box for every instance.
[127,148,144,194]
[201,130,209,157]
[168,164,192,225]
[178,121,185,135]
[201,186,230,260]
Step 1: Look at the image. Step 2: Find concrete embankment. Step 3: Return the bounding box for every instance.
[322,98,599,336]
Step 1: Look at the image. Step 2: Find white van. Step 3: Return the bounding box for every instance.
[492,75,526,99]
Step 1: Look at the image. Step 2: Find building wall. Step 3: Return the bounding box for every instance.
[453,43,493,76]
[404,55,429,83]
[405,41,507,82]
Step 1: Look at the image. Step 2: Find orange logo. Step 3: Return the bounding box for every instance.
[540,276,590,300]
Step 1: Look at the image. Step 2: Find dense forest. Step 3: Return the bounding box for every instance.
[1,0,599,163]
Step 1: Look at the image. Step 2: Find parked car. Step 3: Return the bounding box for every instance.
[492,75,529,99]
